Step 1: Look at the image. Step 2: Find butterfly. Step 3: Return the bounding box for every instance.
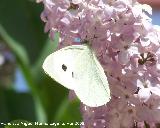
[42,44,111,107]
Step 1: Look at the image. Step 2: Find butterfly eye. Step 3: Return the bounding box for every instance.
[62,64,67,71]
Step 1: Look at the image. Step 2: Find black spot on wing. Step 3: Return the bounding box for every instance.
[72,72,74,78]
[62,64,67,71]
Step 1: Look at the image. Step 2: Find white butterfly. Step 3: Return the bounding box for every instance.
[42,44,111,107]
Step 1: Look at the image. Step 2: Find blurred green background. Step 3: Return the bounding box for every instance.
[0,0,159,128]
[0,0,81,127]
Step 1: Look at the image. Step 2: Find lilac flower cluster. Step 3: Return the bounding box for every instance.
[38,0,160,127]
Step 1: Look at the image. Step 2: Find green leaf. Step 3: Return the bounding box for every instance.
[0,0,47,64]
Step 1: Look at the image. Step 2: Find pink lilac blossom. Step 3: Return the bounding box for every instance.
[38,0,160,127]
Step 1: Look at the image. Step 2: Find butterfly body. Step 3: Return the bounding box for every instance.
[43,44,111,107]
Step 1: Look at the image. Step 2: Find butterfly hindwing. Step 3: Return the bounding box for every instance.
[73,46,111,107]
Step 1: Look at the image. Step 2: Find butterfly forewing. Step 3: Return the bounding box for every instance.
[43,45,85,90]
